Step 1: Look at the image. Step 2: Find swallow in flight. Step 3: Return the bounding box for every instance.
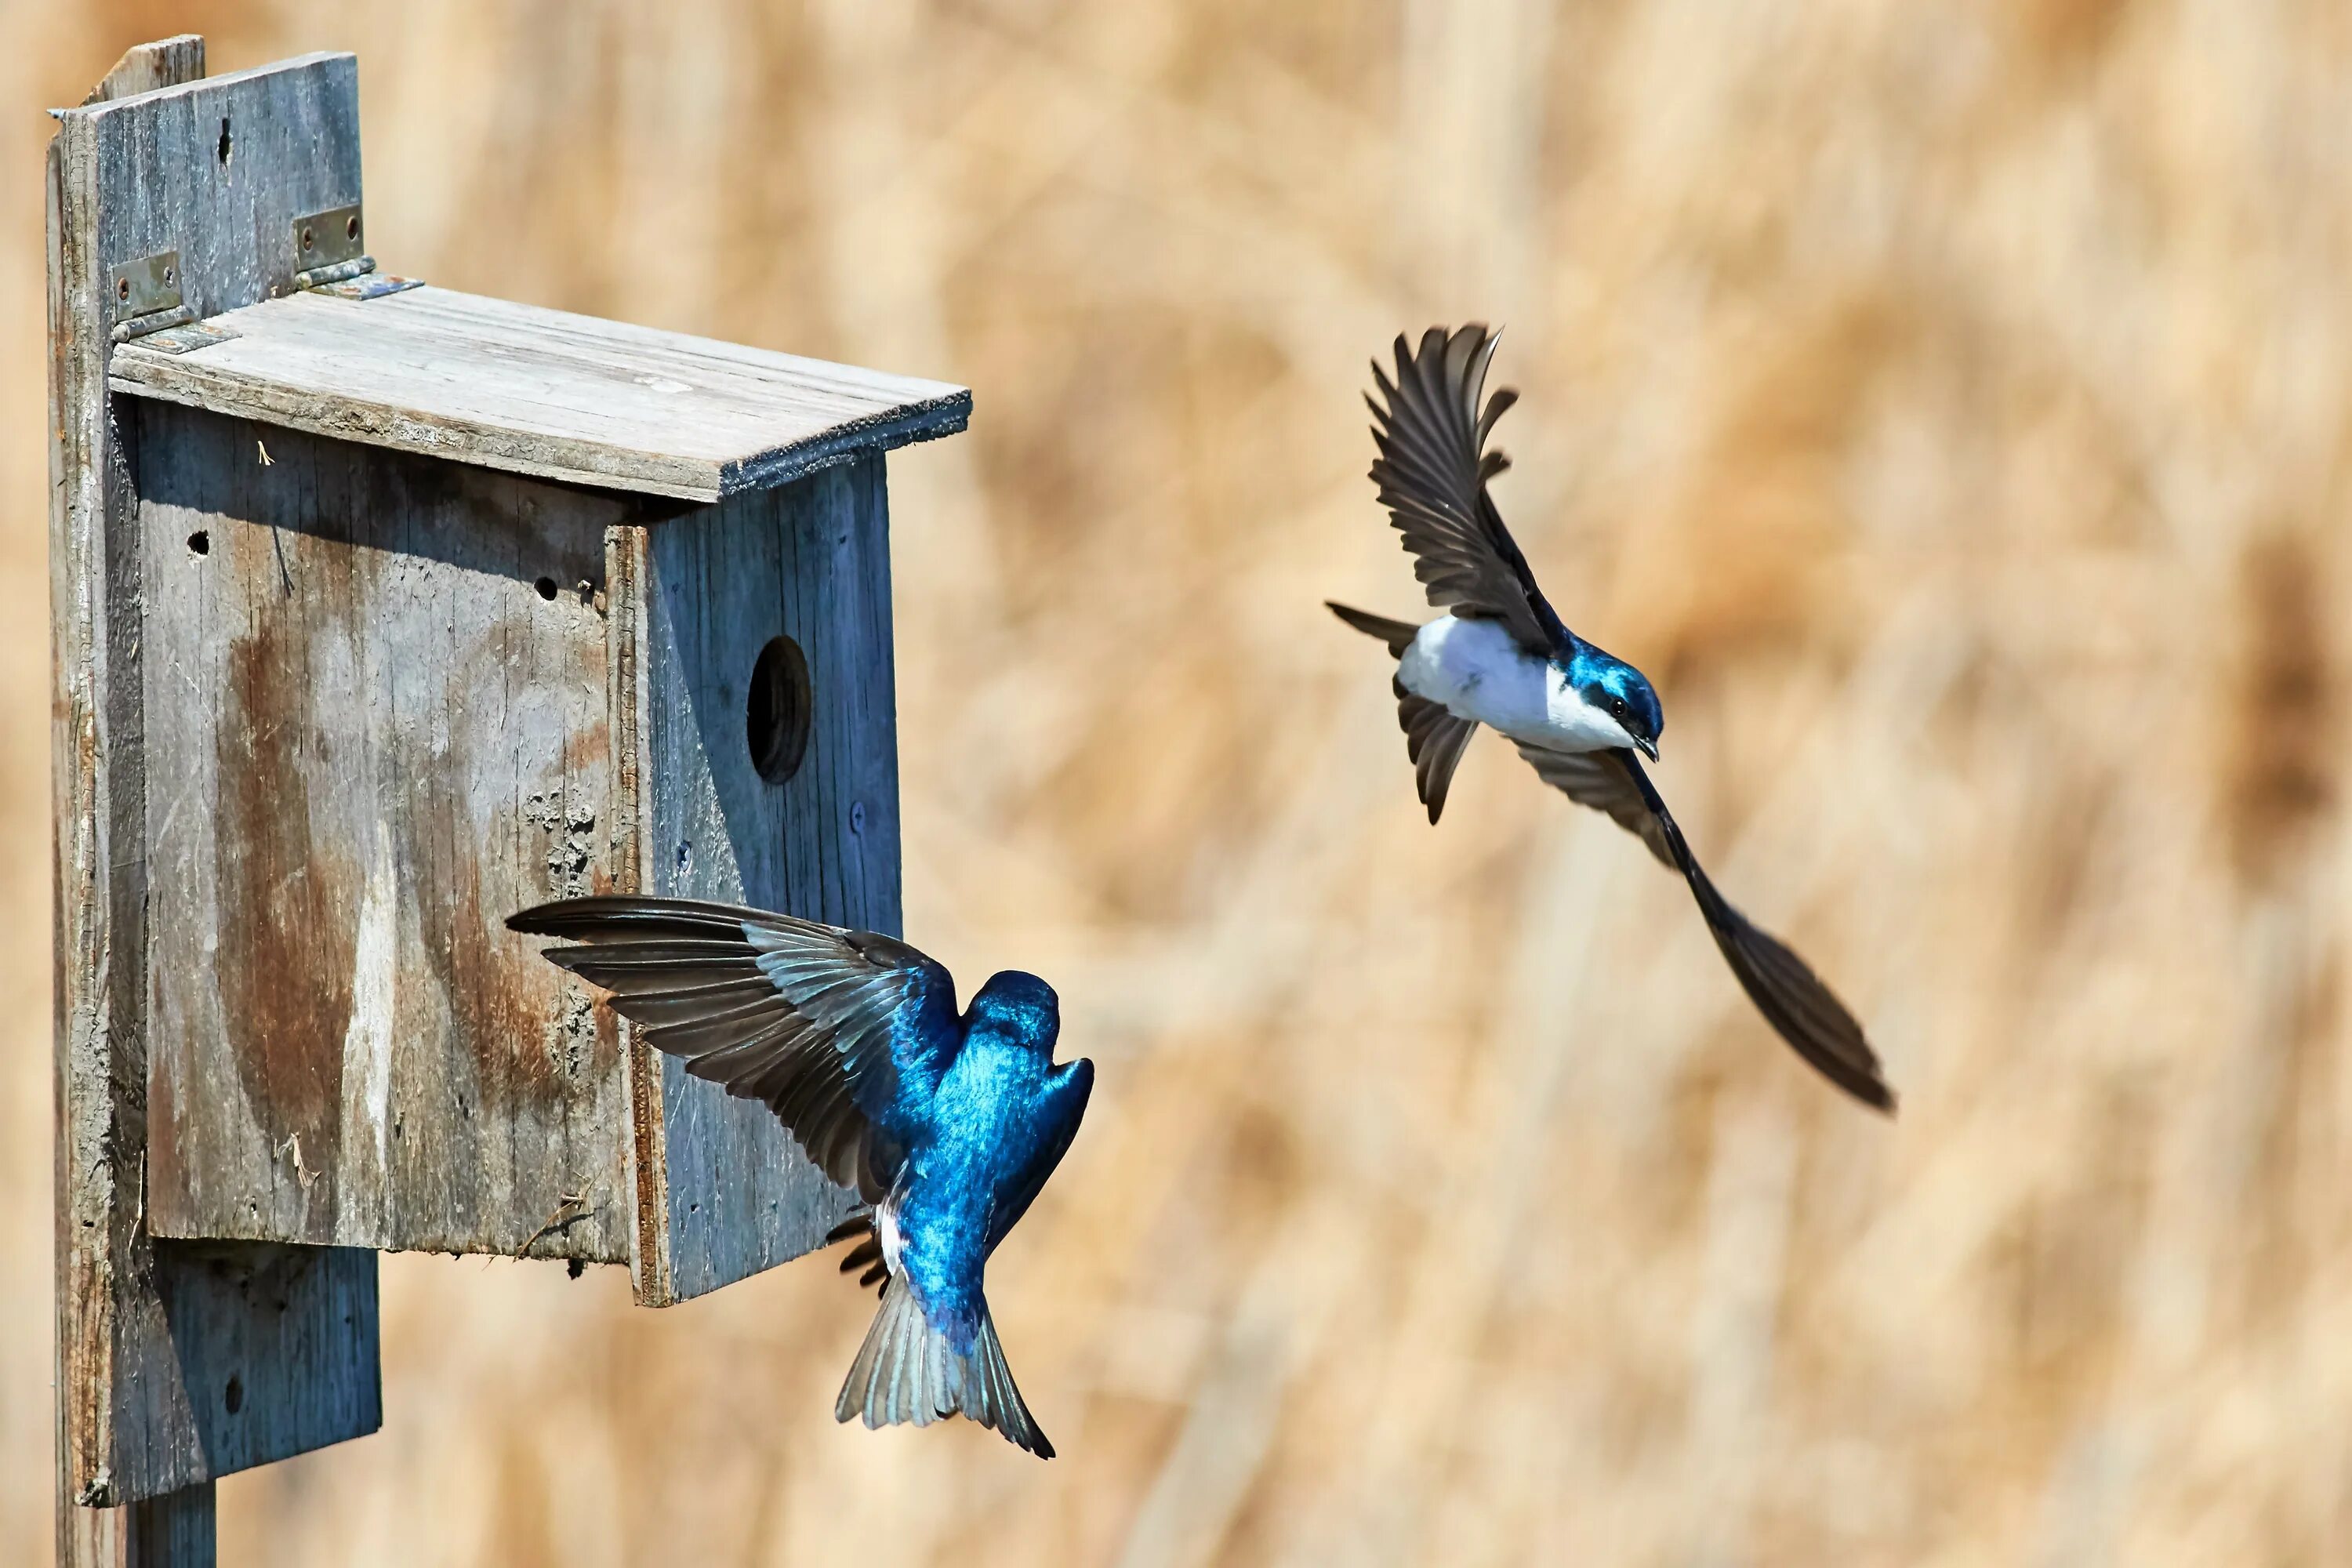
[1328,326,1893,1112]
[510,896,1094,1454]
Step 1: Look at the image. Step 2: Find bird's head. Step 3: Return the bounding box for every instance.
[1575,649,1663,760]
[969,971,1061,1050]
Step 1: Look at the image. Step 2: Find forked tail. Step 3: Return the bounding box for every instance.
[836,1275,1054,1458]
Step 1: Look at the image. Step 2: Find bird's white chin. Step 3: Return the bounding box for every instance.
[1543,687,1643,754]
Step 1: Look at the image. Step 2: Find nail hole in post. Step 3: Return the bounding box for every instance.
[217,118,232,166]
[747,636,812,785]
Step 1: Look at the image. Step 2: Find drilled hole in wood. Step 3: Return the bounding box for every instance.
[187,530,209,556]
[346,214,360,241]
[223,1374,243,1415]
[534,576,558,601]
[217,117,232,166]
[748,635,812,785]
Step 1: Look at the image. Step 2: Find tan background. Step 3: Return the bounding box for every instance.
[4,2,2348,1563]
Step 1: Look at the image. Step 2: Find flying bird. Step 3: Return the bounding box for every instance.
[1327,325,1894,1112]
[508,896,1094,1456]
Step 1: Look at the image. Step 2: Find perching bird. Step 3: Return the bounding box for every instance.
[507,896,1094,1456]
[1328,326,1894,1112]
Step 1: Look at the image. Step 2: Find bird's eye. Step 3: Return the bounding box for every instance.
[1611,697,1627,717]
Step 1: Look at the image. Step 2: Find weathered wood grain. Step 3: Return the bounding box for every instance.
[140,405,633,1260]
[108,285,973,502]
[64,1482,215,1568]
[85,36,205,107]
[48,46,382,1538]
[126,1489,215,1568]
[615,453,903,1305]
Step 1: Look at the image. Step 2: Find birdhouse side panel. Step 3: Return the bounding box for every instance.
[620,452,902,1305]
[138,405,633,1261]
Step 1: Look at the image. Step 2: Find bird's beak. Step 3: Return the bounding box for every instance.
[1634,735,1659,762]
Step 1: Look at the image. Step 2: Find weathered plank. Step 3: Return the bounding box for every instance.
[85,36,205,107]
[64,1482,216,1568]
[140,405,633,1260]
[615,452,903,1305]
[108,285,973,502]
[126,1488,215,1568]
[49,46,382,1532]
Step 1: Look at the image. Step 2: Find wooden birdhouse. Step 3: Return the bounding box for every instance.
[47,39,964,1554]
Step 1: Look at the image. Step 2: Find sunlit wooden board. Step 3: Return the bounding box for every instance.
[109,284,971,502]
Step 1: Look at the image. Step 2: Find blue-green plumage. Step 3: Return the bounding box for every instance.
[889,975,1093,1354]
[509,897,1094,1457]
[1563,643,1664,756]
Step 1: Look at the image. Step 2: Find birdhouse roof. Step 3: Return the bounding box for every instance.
[107,284,971,503]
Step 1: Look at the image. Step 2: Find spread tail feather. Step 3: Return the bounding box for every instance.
[1327,601,1420,658]
[836,1277,1054,1458]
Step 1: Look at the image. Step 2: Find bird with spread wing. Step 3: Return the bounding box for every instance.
[1328,326,1894,1112]
[510,897,1094,1455]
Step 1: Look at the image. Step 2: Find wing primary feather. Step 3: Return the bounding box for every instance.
[512,895,963,1206]
[1364,325,1566,657]
[1512,746,1896,1112]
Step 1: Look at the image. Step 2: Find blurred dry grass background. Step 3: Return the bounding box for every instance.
[4,0,2350,1563]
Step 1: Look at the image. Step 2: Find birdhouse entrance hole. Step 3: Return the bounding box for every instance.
[748,634,813,783]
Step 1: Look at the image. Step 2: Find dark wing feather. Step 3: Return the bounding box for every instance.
[1368,325,1567,657]
[1513,742,1676,866]
[1513,746,1896,1112]
[509,896,960,1197]
[985,1059,1094,1256]
[1398,680,1479,824]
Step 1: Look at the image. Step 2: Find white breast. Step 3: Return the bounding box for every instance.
[1395,614,1634,754]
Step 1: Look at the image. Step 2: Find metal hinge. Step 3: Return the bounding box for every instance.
[292,202,423,299]
[107,249,192,343]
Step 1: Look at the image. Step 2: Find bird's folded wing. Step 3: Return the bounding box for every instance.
[1368,324,1565,658]
[1513,744,1896,1112]
[984,1060,1095,1256]
[508,895,960,1195]
[1399,681,1479,825]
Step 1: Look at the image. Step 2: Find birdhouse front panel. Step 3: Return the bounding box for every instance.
[139,403,636,1261]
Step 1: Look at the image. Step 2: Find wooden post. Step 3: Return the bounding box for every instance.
[49,40,383,1566]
